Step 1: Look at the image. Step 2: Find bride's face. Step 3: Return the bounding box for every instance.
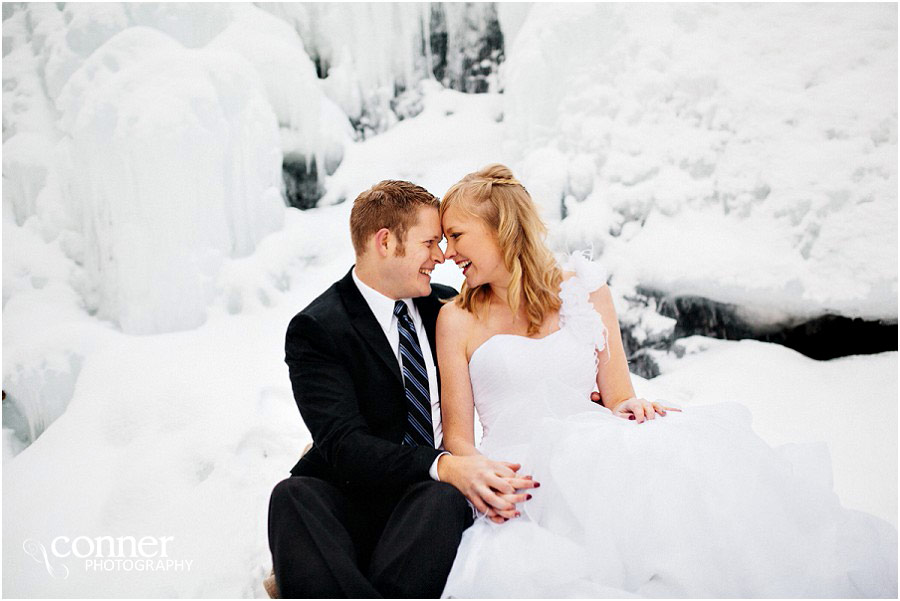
[442,205,510,288]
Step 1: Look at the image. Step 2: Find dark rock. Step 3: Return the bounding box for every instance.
[647,290,898,360]
[390,86,424,122]
[628,351,661,379]
[428,3,504,94]
[312,54,327,79]
[2,390,31,449]
[429,4,449,83]
[770,315,897,360]
[282,154,324,210]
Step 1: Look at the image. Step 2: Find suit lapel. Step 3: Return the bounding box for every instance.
[337,269,402,383]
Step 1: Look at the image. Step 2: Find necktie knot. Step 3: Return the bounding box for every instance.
[393,300,410,320]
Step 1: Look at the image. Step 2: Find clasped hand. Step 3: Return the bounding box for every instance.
[438,454,538,524]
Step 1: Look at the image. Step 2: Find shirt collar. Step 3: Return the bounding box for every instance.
[352,267,415,334]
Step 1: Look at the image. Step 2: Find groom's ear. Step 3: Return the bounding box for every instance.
[373,227,392,258]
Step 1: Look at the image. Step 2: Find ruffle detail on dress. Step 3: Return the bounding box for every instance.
[559,249,608,291]
[558,251,609,353]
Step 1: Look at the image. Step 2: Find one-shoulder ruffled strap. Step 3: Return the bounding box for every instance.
[558,250,609,353]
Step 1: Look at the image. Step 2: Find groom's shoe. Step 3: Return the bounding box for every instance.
[263,569,280,599]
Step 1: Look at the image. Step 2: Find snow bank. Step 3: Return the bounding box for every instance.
[502,3,898,323]
[1,203,366,597]
[3,304,894,597]
[2,306,306,598]
[646,338,898,528]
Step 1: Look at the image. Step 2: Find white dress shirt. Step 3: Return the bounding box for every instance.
[352,268,448,480]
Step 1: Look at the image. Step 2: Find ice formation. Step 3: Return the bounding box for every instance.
[208,5,353,209]
[259,3,506,136]
[2,4,297,449]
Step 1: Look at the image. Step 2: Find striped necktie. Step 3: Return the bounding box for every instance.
[394,300,435,448]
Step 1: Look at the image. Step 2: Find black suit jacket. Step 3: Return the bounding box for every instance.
[285,267,457,499]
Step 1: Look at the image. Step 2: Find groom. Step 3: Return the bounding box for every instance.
[268,180,532,598]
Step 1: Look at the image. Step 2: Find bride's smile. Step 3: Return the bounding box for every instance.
[442,206,510,289]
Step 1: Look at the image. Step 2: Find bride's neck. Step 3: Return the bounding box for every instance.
[489,282,510,306]
[489,284,527,322]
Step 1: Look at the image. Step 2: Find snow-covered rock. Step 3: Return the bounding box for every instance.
[503,3,898,324]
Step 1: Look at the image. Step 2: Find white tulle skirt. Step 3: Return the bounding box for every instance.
[442,403,897,598]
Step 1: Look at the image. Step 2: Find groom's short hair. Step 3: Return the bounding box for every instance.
[350,180,439,256]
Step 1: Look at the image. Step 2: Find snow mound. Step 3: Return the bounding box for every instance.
[502,3,898,322]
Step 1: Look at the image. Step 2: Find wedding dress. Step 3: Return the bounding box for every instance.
[441,254,897,598]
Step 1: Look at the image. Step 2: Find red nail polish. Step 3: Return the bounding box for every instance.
[515,512,521,518]
[534,482,541,488]
[526,494,532,500]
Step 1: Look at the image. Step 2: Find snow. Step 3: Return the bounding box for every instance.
[55,26,285,334]
[503,3,898,323]
[208,5,352,173]
[259,3,505,134]
[2,3,896,598]
[259,3,430,134]
[645,337,898,529]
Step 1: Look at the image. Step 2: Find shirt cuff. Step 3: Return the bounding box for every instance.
[429,451,451,481]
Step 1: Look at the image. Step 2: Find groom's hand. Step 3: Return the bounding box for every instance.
[438,455,537,522]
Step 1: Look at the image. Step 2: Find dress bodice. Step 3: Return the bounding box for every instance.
[468,253,609,449]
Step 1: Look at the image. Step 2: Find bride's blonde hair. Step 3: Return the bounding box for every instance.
[441,164,562,336]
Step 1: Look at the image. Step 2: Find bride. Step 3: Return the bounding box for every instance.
[435,164,897,598]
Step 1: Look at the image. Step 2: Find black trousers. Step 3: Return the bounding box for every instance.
[268,476,473,598]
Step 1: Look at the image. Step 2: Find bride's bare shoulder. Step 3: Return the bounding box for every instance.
[438,300,476,331]
[562,270,577,281]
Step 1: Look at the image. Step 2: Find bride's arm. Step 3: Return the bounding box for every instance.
[589,285,637,409]
[436,302,480,456]
[436,302,535,522]
[590,285,675,421]
[589,285,674,422]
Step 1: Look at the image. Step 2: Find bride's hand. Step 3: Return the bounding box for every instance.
[484,475,536,523]
[611,397,680,423]
[439,455,537,523]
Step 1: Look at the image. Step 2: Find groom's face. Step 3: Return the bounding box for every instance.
[384,206,444,299]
